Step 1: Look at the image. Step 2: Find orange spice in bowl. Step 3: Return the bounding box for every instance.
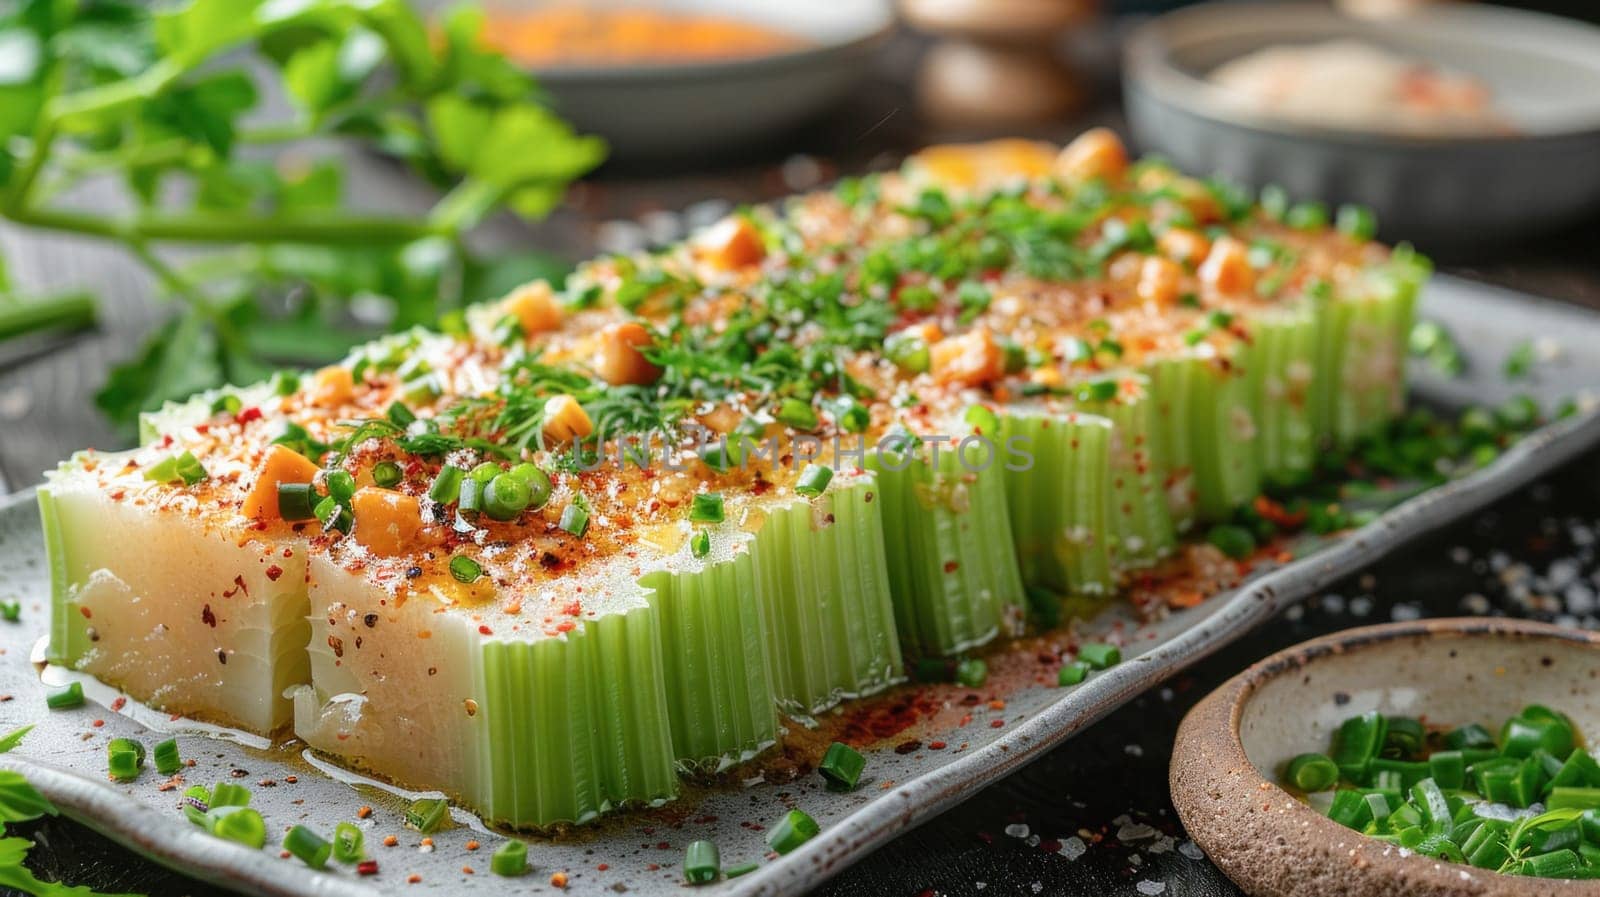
[481,5,807,68]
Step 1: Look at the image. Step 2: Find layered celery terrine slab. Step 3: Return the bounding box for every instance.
[38,130,1437,834]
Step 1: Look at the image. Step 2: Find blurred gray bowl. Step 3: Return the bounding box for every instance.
[1124,2,1600,248]
[506,0,894,161]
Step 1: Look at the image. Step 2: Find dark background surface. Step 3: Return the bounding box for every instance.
[2,2,1600,894]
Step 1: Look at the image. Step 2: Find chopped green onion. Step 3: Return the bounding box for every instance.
[684,840,720,885]
[313,495,352,534]
[144,451,208,486]
[0,601,19,622]
[209,782,251,808]
[723,861,759,878]
[1384,716,1426,759]
[1077,642,1120,670]
[469,462,501,485]
[107,738,145,781]
[766,809,820,855]
[1548,787,1600,810]
[776,398,819,431]
[449,555,482,584]
[1284,753,1338,792]
[1285,201,1328,230]
[818,742,866,792]
[283,824,332,868]
[508,463,553,509]
[835,397,871,434]
[491,840,527,877]
[1207,524,1256,560]
[277,483,317,521]
[1077,379,1118,403]
[1336,204,1377,240]
[406,797,449,833]
[332,822,364,863]
[483,474,532,521]
[181,785,211,825]
[386,401,416,427]
[458,478,482,513]
[559,496,590,537]
[208,806,266,849]
[428,465,465,504]
[955,658,988,687]
[690,493,725,524]
[273,371,301,396]
[795,466,833,498]
[153,738,182,776]
[690,530,711,559]
[326,470,356,503]
[1057,661,1090,687]
[46,681,83,710]
[371,461,403,488]
[964,404,1001,435]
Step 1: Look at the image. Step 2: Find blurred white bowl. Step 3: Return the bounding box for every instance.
[491,0,895,160]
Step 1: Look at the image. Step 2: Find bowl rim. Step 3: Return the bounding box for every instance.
[520,3,896,86]
[1125,0,1600,149]
[1171,618,1600,897]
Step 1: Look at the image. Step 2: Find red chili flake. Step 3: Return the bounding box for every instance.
[265,565,283,582]
[383,835,398,847]
[561,601,583,617]
[894,740,922,755]
[110,697,126,712]
[79,607,92,619]
[357,860,378,876]
[555,621,575,633]
[91,719,104,728]
[284,776,297,784]
[942,561,959,574]
[989,719,1005,729]
[478,625,492,636]
[407,874,421,884]
[201,605,216,628]
[462,866,474,875]
[357,805,373,819]
[596,863,609,871]
[236,407,263,424]
[928,741,947,750]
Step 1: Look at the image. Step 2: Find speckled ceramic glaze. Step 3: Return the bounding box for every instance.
[1172,619,1600,897]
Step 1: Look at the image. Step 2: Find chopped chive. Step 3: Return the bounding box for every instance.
[1336,204,1377,240]
[459,477,482,513]
[209,782,251,808]
[46,681,83,710]
[835,397,871,434]
[406,797,449,833]
[795,466,833,497]
[0,601,19,622]
[491,839,527,876]
[313,495,352,534]
[766,809,820,855]
[372,461,403,488]
[1384,716,1426,758]
[326,470,356,503]
[684,840,720,884]
[955,658,988,688]
[273,371,301,396]
[386,401,416,427]
[208,806,266,849]
[690,530,711,559]
[332,822,364,863]
[1285,201,1328,230]
[1078,378,1118,403]
[469,462,501,485]
[153,738,182,776]
[449,555,482,584]
[1057,661,1091,687]
[723,861,759,878]
[181,785,211,825]
[508,463,553,509]
[776,398,819,431]
[1077,642,1120,669]
[174,451,208,486]
[559,496,590,537]
[1207,524,1256,560]
[142,456,178,483]
[428,465,465,504]
[107,738,145,781]
[819,742,866,792]
[277,482,317,521]
[1284,753,1338,792]
[283,824,332,868]
[690,493,725,524]
[483,474,532,521]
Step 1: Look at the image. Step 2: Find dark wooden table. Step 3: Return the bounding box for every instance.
[3,18,1600,897]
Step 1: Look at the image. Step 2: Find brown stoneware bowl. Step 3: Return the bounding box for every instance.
[1171,618,1600,897]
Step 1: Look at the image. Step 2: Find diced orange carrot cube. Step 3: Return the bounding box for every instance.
[241,444,321,520]
[310,366,355,408]
[351,487,422,557]
[500,282,563,337]
[930,328,1004,387]
[696,217,765,270]
[594,321,661,386]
